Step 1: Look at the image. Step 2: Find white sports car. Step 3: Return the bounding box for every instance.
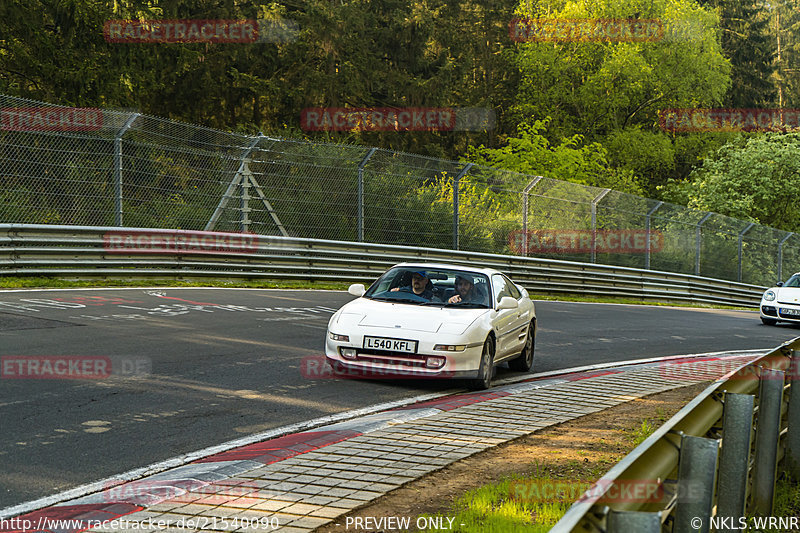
[325,263,537,390]
[760,272,800,325]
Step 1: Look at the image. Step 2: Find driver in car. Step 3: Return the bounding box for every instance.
[390,270,433,299]
[448,275,484,304]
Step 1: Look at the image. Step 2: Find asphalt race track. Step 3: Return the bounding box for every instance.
[0,288,797,509]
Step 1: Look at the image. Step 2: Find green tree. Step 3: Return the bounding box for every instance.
[466,119,643,193]
[698,0,777,107]
[661,133,800,232]
[512,0,731,140]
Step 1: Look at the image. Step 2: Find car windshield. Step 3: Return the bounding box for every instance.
[785,275,800,288]
[364,267,491,308]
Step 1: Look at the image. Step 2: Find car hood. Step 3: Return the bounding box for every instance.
[776,287,800,304]
[336,298,487,334]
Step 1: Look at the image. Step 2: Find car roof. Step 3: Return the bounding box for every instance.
[391,262,503,276]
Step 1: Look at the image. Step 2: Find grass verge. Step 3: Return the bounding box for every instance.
[773,474,800,528]
[416,408,670,532]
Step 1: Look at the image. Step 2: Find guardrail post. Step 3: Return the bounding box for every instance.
[645,201,663,270]
[777,232,793,283]
[590,189,611,263]
[521,176,543,256]
[752,368,785,515]
[113,113,140,227]
[738,223,755,283]
[453,163,474,250]
[607,510,661,533]
[717,393,755,521]
[674,435,718,533]
[695,213,712,276]
[788,350,800,478]
[357,148,377,242]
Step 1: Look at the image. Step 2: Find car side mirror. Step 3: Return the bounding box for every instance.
[777,281,784,287]
[496,296,518,310]
[348,283,366,297]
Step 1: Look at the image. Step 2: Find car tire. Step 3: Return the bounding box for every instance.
[761,317,778,326]
[468,336,495,391]
[509,320,535,372]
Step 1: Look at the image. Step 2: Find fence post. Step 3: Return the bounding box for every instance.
[752,368,785,515]
[357,148,377,242]
[645,201,663,270]
[737,222,755,283]
[113,113,140,227]
[673,435,718,533]
[452,163,474,250]
[521,177,543,256]
[695,212,712,276]
[717,393,755,521]
[590,189,611,263]
[787,350,800,478]
[778,232,793,283]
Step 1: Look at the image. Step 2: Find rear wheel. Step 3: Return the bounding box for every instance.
[509,320,535,372]
[467,336,495,390]
[761,317,778,326]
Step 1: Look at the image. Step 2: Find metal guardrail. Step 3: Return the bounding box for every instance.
[0,224,765,307]
[3,92,799,289]
[551,338,800,533]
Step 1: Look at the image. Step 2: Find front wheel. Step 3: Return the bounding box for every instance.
[467,336,495,390]
[761,317,778,326]
[509,320,535,372]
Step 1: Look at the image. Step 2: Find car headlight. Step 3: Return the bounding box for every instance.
[329,333,350,342]
[433,344,466,352]
[764,290,776,302]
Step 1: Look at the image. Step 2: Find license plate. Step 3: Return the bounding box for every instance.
[363,336,418,354]
[782,308,800,316]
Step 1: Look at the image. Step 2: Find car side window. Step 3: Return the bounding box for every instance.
[492,274,512,304]
[504,275,521,299]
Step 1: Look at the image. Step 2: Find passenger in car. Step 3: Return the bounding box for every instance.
[448,275,485,305]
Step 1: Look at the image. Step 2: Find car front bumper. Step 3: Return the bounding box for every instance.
[760,301,800,322]
[325,332,484,379]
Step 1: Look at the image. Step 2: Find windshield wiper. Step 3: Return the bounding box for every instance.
[443,302,489,308]
[389,298,426,304]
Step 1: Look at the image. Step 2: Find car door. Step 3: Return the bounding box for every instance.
[491,274,529,359]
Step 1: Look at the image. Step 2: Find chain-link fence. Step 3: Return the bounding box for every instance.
[0,92,797,286]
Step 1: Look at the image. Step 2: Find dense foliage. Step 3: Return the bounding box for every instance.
[1,0,798,233]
